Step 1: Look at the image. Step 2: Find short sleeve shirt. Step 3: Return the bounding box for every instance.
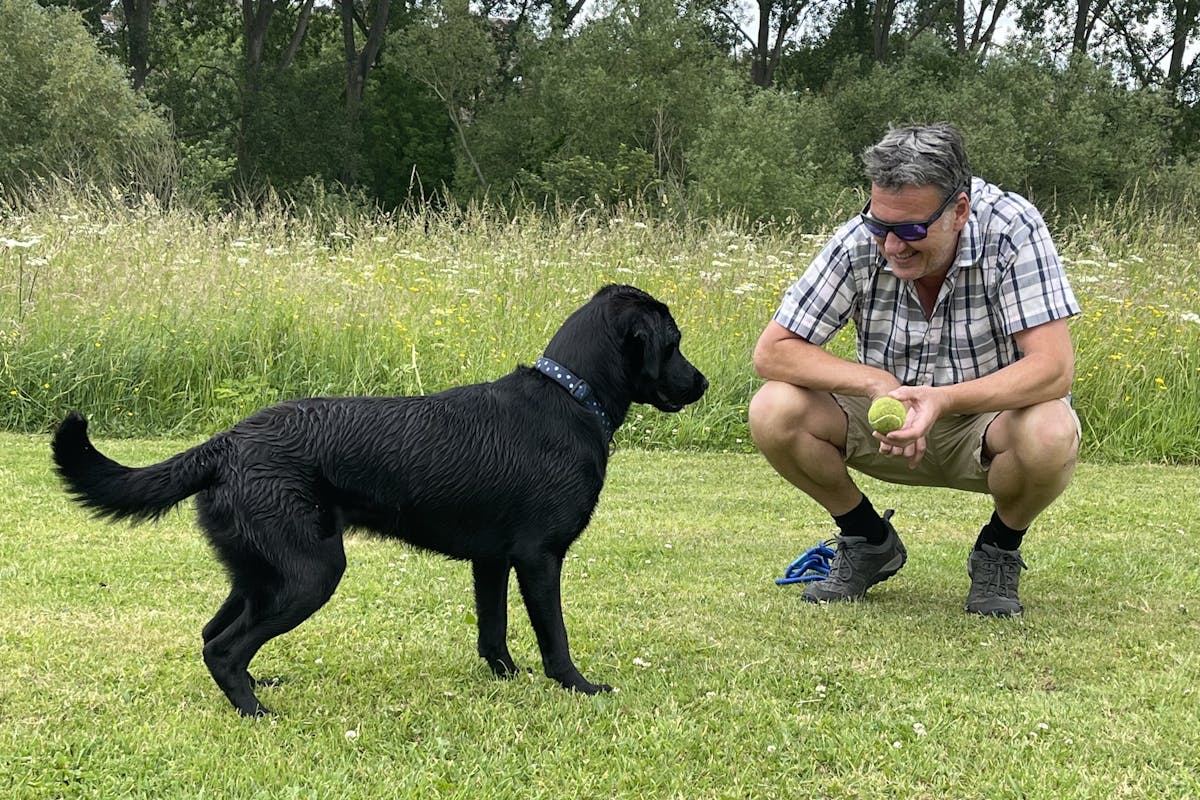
[772,177,1080,386]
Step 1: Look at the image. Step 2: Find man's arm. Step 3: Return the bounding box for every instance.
[885,318,1075,449]
[752,320,898,400]
[926,318,1075,415]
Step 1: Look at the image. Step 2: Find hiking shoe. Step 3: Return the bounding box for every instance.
[965,543,1027,617]
[802,510,906,603]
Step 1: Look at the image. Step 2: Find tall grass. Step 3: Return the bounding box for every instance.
[2,190,1198,462]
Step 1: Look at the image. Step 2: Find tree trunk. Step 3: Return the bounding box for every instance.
[338,0,391,184]
[872,0,898,63]
[236,1,276,187]
[120,0,152,90]
[1165,0,1200,99]
[280,0,317,73]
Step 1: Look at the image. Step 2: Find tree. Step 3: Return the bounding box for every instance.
[948,0,1010,56]
[0,0,173,195]
[395,1,501,190]
[1112,0,1200,100]
[714,1,816,87]
[336,0,391,183]
[1017,0,1114,55]
[121,0,153,89]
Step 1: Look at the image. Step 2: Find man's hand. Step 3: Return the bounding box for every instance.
[871,385,949,468]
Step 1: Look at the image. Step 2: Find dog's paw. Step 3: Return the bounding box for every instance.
[561,677,612,695]
[580,682,613,695]
[482,654,521,678]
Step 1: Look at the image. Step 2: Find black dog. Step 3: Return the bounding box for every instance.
[52,284,707,716]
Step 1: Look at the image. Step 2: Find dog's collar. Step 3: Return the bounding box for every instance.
[534,357,615,442]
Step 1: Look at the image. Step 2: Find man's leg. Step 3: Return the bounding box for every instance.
[748,380,859,515]
[749,381,906,601]
[967,399,1080,616]
[983,399,1080,529]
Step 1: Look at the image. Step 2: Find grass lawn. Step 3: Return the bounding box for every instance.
[1,432,1198,798]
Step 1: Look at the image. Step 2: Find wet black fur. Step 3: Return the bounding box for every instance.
[51,285,708,716]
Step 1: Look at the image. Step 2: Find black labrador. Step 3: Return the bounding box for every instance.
[52,284,708,716]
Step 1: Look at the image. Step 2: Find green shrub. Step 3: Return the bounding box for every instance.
[0,0,174,197]
[687,80,855,226]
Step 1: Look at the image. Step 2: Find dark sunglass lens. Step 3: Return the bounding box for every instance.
[862,218,887,238]
[894,224,928,242]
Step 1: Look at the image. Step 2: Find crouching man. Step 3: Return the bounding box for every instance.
[749,123,1080,616]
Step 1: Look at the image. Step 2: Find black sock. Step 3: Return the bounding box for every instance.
[833,494,887,544]
[975,510,1027,552]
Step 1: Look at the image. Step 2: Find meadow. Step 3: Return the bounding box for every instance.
[1,435,1198,798]
[1,193,1199,797]
[2,191,1199,461]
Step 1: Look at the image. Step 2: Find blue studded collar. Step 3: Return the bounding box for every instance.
[534,357,615,442]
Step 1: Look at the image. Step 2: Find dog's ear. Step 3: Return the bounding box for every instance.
[632,325,663,382]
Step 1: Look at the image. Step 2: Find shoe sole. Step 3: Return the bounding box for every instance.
[965,603,1023,617]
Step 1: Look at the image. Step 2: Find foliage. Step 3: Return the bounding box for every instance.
[361,58,457,208]
[0,0,174,198]
[514,145,661,208]
[2,437,1200,797]
[463,3,730,207]
[687,77,854,225]
[391,0,505,196]
[10,1,1200,225]
[821,35,1178,212]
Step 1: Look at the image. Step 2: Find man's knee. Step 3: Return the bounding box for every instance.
[749,382,845,450]
[996,400,1080,466]
[748,381,796,437]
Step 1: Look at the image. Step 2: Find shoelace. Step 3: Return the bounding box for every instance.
[976,550,1028,596]
[826,537,857,583]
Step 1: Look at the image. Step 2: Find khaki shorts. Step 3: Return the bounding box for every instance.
[833,394,1080,495]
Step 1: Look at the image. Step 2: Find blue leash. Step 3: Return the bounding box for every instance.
[774,539,837,585]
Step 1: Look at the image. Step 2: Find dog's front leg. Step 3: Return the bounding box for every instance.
[514,551,612,695]
[472,557,519,677]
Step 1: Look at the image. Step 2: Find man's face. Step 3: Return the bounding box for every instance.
[865,183,969,284]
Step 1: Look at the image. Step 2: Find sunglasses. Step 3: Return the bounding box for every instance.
[860,187,963,242]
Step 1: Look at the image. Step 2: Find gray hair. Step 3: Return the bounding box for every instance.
[862,123,972,197]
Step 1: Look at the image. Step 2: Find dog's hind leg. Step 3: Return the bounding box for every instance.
[202,587,285,687]
[202,589,245,645]
[202,536,347,717]
[513,551,611,695]
[472,557,518,677]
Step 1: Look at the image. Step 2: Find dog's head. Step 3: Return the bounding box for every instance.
[604,285,708,413]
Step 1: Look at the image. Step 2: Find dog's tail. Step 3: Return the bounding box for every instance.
[51,412,222,523]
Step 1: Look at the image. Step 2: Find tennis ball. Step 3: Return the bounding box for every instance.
[868,397,906,434]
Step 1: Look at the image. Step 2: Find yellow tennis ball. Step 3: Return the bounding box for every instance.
[868,397,906,434]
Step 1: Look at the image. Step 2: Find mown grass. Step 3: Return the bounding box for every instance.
[2,432,1198,798]
[2,194,1199,461]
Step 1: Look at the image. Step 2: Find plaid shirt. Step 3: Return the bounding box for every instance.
[774,177,1080,387]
